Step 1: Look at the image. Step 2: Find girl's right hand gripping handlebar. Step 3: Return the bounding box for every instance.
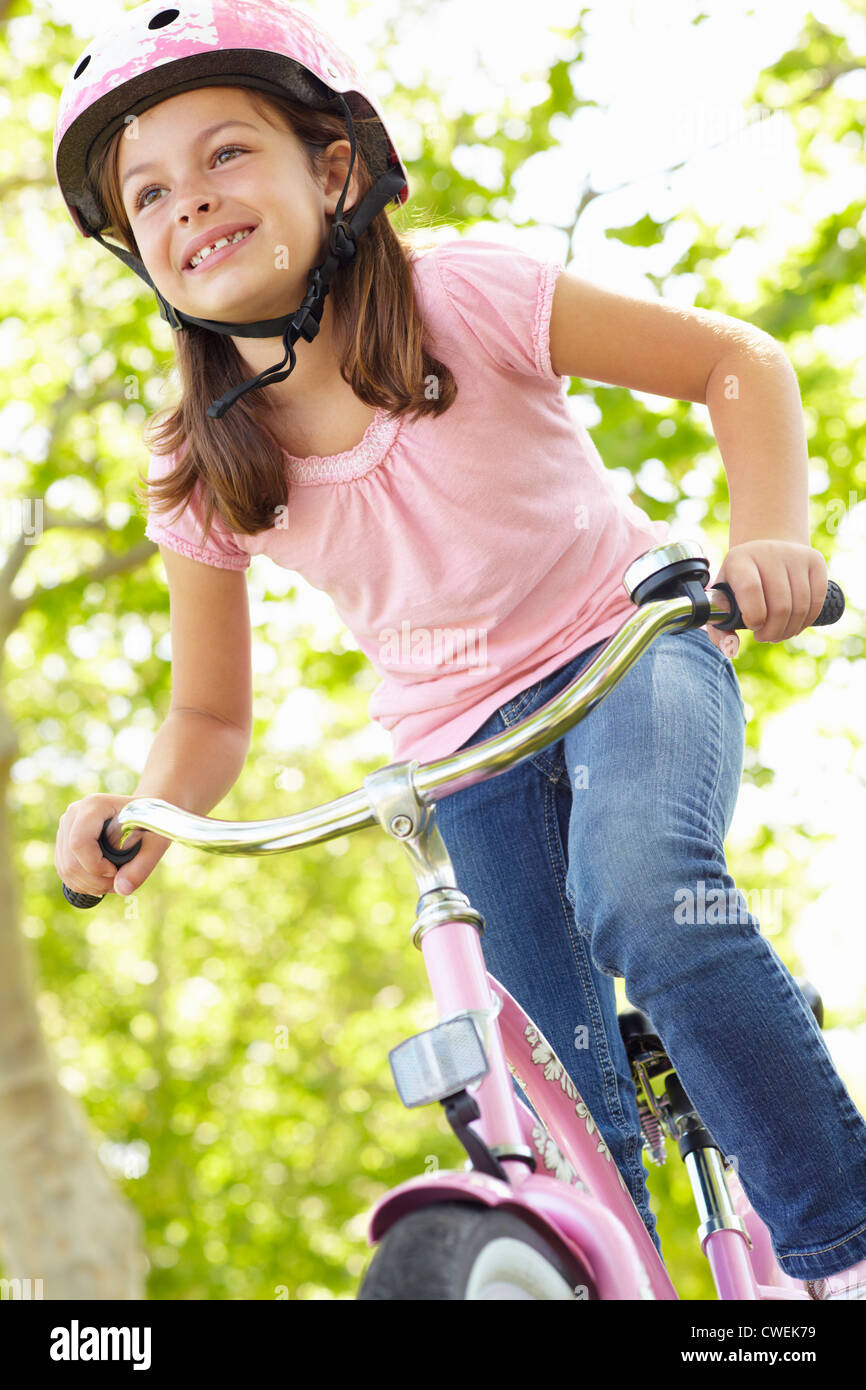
[62,817,143,909]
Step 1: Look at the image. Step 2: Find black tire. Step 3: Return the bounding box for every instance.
[357,1200,598,1300]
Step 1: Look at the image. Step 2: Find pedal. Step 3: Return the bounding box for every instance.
[618,1006,675,1164]
[619,981,823,1172]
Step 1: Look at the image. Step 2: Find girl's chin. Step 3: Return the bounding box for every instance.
[175,301,292,327]
[175,279,301,325]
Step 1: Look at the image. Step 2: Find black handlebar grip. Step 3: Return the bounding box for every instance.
[62,817,144,909]
[710,578,845,633]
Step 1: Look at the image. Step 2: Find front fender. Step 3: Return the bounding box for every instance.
[368,1168,513,1245]
[367,1169,670,1299]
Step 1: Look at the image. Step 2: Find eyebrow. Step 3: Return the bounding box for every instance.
[121,120,260,190]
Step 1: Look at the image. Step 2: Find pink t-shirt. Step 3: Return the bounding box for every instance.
[144,237,670,762]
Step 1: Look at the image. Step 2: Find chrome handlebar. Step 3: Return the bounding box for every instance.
[112,591,733,859]
[60,539,845,905]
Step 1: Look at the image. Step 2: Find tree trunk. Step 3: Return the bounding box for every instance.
[0,702,146,1298]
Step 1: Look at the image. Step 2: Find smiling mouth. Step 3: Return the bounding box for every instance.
[184,226,257,272]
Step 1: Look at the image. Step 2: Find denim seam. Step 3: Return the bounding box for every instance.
[542,745,565,783]
[501,683,541,725]
[545,781,634,1140]
[701,645,727,835]
[500,706,560,781]
[695,629,747,723]
[776,1214,866,1263]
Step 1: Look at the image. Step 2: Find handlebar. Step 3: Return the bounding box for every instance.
[61,541,846,907]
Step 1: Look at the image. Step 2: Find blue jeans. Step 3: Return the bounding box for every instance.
[432,625,866,1280]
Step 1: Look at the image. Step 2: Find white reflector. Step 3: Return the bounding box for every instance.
[389,1016,489,1108]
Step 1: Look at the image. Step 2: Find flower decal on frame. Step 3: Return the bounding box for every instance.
[523,1023,628,1194]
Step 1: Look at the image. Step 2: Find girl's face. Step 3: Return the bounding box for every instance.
[116,86,355,325]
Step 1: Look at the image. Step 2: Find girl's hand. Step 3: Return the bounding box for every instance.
[55,793,170,899]
[706,540,829,657]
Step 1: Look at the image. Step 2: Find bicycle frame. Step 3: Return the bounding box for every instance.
[369,956,811,1301]
[115,554,826,1301]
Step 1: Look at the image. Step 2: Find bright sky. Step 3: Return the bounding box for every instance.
[33,0,866,1090]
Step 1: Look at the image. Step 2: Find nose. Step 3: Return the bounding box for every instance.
[176,196,213,224]
[173,163,223,225]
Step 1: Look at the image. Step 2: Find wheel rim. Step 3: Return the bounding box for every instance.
[464,1237,583,1300]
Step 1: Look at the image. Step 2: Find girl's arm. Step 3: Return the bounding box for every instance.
[128,707,251,817]
[549,272,828,645]
[109,548,253,895]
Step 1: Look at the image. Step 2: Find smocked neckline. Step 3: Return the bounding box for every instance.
[279,406,402,485]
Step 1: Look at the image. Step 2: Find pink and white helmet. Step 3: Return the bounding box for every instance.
[54,0,409,240]
[53,0,411,418]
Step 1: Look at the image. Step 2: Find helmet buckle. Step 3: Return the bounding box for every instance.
[329,218,357,264]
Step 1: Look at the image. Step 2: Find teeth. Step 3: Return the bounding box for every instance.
[189,227,252,269]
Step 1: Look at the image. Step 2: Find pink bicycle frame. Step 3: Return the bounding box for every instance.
[369,910,811,1301]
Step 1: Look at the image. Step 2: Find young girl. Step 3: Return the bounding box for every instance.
[53,0,866,1299]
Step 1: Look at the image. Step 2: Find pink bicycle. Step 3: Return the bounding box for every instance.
[63,540,846,1301]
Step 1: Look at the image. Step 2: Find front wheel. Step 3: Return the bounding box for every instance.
[357,1200,597,1300]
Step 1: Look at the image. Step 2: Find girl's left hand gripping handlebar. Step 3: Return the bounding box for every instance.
[710,578,845,631]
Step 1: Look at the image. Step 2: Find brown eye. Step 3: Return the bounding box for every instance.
[134,147,248,211]
[136,185,161,210]
[214,145,246,165]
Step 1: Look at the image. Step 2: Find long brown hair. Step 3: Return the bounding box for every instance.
[90,86,457,545]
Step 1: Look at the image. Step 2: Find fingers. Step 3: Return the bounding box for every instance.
[56,798,155,900]
[723,556,766,636]
[705,625,740,658]
[750,563,791,642]
[714,546,829,643]
[807,549,830,627]
[55,806,108,897]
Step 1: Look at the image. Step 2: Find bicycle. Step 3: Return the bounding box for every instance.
[62,539,847,1300]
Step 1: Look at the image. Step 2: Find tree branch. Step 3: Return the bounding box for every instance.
[3,539,156,633]
[793,56,865,100]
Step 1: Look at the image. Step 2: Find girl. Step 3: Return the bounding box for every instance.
[53,0,866,1299]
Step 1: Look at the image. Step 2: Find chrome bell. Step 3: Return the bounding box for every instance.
[623,540,710,606]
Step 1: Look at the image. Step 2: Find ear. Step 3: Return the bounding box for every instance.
[320,139,363,215]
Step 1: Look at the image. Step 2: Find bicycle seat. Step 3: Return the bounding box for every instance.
[797,978,824,1029]
[617,1007,665,1066]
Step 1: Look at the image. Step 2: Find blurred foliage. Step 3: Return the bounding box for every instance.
[1,0,864,1301]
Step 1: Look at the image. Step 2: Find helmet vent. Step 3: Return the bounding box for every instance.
[148,8,180,29]
[73,54,91,79]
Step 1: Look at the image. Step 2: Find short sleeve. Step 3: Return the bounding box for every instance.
[143,450,251,570]
[434,237,565,379]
